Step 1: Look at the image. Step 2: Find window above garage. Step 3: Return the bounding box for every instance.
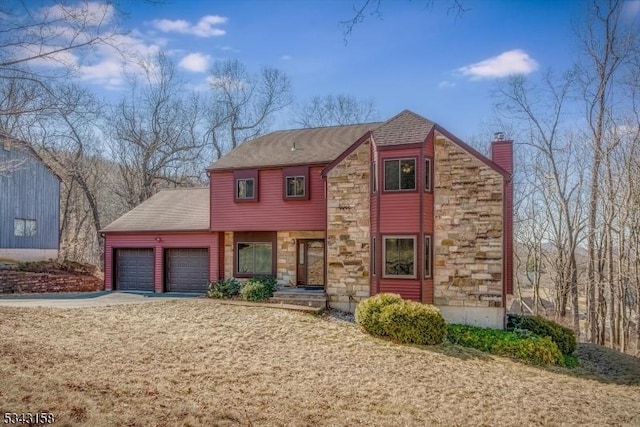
[233,169,258,202]
[282,166,309,200]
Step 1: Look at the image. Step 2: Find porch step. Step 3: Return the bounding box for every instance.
[270,289,327,308]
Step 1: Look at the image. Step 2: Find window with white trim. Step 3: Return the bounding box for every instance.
[425,158,432,192]
[383,236,416,277]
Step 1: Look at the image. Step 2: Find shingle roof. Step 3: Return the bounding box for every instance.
[372,109,435,146]
[207,122,381,171]
[101,187,209,232]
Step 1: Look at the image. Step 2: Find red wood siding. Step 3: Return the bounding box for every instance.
[491,141,514,296]
[378,147,422,233]
[210,166,326,231]
[104,232,218,291]
[379,280,421,301]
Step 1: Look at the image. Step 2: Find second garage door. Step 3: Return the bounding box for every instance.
[165,248,209,293]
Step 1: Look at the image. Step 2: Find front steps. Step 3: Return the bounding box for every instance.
[270,288,327,308]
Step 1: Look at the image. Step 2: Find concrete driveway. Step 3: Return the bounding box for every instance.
[0,291,201,308]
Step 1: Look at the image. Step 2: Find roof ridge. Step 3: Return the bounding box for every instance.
[269,121,383,133]
[158,186,209,192]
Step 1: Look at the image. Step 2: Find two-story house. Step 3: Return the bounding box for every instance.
[0,134,60,261]
[102,110,513,328]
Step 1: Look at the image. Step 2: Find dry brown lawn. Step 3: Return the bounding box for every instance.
[1,300,639,427]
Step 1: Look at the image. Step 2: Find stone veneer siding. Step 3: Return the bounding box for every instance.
[326,141,371,312]
[276,231,325,286]
[223,231,233,279]
[433,135,504,308]
[223,230,324,285]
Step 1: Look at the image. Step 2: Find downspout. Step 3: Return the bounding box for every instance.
[419,134,426,303]
[375,139,382,294]
[324,171,329,309]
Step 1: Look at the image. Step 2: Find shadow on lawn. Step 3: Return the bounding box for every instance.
[400,339,640,386]
[563,343,640,386]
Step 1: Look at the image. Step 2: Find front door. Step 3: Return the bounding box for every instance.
[296,240,325,289]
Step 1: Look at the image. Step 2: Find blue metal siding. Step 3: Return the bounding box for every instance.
[0,146,60,249]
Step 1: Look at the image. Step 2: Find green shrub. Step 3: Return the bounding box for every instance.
[355,293,403,336]
[240,279,272,301]
[207,278,241,299]
[379,300,446,345]
[447,324,564,366]
[254,276,278,294]
[507,314,577,355]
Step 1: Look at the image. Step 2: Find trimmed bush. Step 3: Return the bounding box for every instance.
[507,314,577,355]
[254,276,278,294]
[355,293,403,336]
[380,300,446,345]
[207,278,241,299]
[240,279,272,301]
[447,324,564,366]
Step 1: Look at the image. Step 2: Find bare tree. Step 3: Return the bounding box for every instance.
[109,53,206,208]
[0,1,119,82]
[205,59,291,159]
[497,71,586,332]
[293,94,377,128]
[340,0,468,41]
[578,0,640,344]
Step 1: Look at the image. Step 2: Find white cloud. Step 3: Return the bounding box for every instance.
[40,1,115,26]
[179,52,211,73]
[438,80,456,89]
[458,49,539,80]
[77,32,162,89]
[281,54,292,61]
[152,15,228,37]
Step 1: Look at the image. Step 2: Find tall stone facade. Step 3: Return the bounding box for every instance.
[326,141,371,312]
[276,231,325,286]
[433,134,505,328]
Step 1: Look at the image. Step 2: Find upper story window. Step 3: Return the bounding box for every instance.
[425,158,432,192]
[372,161,378,193]
[286,176,305,197]
[283,166,309,200]
[14,218,36,237]
[384,158,416,191]
[237,179,254,199]
[233,170,258,202]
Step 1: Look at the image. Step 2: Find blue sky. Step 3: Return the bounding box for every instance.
[36,0,640,140]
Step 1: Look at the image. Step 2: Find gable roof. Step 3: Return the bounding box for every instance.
[207,122,381,171]
[372,109,435,146]
[0,132,62,181]
[101,187,209,233]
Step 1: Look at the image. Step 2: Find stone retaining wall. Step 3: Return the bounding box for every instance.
[0,270,103,294]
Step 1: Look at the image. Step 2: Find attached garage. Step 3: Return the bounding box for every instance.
[101,188,219,292]
[165,248,209,293]
[115,248,154,291]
